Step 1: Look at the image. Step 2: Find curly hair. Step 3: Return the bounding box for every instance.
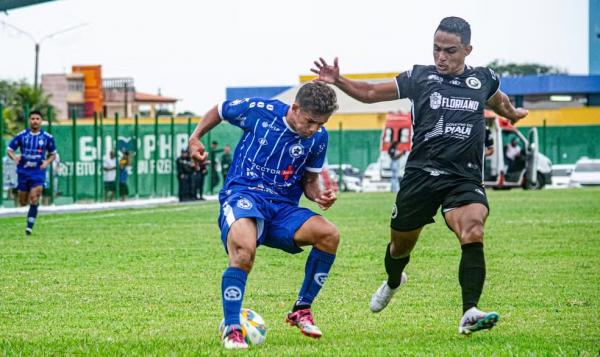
[295,82,338,116]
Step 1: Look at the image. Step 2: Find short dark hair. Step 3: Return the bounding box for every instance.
[295,82,338,116]
[436,16,471,45]
[29,110,43,118]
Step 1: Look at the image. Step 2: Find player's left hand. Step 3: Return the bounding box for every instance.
[315,189,337,210]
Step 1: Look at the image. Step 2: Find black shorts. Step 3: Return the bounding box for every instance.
[390,168,489,232]
[104,182,116,192]
[119,183,129,196]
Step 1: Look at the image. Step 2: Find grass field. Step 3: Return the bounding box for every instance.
[1,188,599,355]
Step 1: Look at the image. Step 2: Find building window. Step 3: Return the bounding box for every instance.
[67,103,85,118]
[68,80,84,92]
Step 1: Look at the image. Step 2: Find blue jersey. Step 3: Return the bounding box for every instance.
[8,129,57,178]
[218,98,328,205]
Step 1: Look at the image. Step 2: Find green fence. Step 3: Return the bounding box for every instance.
[3,106,599,207]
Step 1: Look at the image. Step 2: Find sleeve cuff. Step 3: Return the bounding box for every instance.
[305,166,322,173]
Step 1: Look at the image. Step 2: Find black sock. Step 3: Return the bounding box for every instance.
[292,302,311,312]
[385,243,410,289]
[459,242,486,313]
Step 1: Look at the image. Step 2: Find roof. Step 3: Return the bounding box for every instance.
[134,92,177,103]
[500,75,600,96]
[0,0,54,11]
[226,86,292,101]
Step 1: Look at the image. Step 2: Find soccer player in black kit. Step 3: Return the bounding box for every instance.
[311,16,528,335]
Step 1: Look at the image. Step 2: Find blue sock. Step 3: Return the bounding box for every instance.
[222,267,247,326]
[26,204,39,230]
[295,248,336,308]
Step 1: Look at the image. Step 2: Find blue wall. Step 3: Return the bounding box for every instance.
[591,0,600,74]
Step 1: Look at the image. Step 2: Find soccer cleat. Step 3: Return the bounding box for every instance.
[458,307,500,335]
[286,308,322,338]
[369,272,407,312]
[25,228,32,236]
[221,325,248,349]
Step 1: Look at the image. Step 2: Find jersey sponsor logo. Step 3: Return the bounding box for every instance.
[230,98,249,106]
[466,77,482,89]
[257,102,265,108]
[474,188,485,196]
[467,162,480,170]
[314,273,329,286]
[431,92,480,112]
[223,286,242,301]
[424,116,444,141]
[444,122,473,140]
[450,79,461,86]
[258,138,268,145]
[427,74,443,83]
[289,144,304,158]
[282,165,294,180]
[237,198,253,209]
[430,92,443,109]
[266,104,274,111]
[261,120,281,132]
[488,68,498,80]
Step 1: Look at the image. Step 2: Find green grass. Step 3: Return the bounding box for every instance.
[1,188,599,355]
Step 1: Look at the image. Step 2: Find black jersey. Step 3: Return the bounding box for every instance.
[395,65,500,181]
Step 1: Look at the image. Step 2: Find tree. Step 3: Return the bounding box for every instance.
[0,79,53,134]
[487,60,567,76]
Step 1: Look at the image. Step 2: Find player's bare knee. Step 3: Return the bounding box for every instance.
[460,221,485,244]
[315,225,339,253]
[230,247,255,272]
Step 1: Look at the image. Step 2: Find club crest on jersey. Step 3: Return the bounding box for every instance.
[39,140,44,145]
[289,144,304,158]
[430,92,442,109]
[237,198,253,209]
[466,77,482,89]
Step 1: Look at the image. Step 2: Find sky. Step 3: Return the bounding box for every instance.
[0,0,589,114]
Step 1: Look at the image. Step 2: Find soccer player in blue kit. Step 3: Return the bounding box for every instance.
[7,110,57,235]
[188,83,339,349]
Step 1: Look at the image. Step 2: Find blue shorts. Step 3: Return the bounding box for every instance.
[17,172,45,192]
[218,191,318,254]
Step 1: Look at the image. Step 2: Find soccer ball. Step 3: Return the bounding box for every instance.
[220,308,267,345]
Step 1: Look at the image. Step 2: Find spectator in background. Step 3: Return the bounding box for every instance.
[42,152,60,205]
[119,151,131,201]
[485,128,494,157]
[176,149,195,201]
[3,154,19,206]
[103,150,117,201]
[505,137,521,172]
[192,159,208,200]
[221,144,233,183]
[388,140,404,193]
[209,141,222,193]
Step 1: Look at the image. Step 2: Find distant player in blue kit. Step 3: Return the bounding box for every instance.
[7,111,57,236]
[189,83,339,350]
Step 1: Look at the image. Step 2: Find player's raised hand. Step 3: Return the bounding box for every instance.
[311,57,340,84]
[188,136,208,163]
[314,188,337,210]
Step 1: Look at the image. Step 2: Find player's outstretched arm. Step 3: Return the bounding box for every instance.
[487,90,528,125]
[302,172,337,210]
[189,106,222,163]
[311,57,399,104]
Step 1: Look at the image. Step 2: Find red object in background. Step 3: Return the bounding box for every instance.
[381,112,412,154]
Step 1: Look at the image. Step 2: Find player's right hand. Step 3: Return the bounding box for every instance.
[13,155,21,164]
[311,57,340,84]
[188,136,208,163]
